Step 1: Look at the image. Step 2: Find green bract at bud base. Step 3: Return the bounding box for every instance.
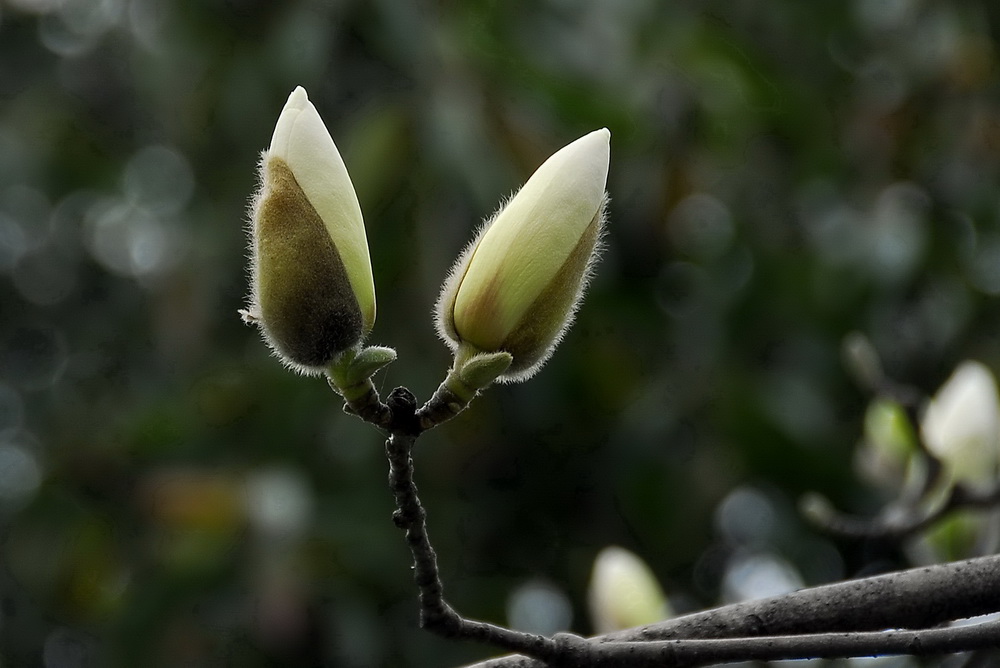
[326,345,397,402]
[434,128,610,383]
[243,86,377,375]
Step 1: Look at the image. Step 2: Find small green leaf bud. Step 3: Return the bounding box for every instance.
[435,129,610,382]
[244,87,376,374]
[457,351,514,392]
[327,345,397,401]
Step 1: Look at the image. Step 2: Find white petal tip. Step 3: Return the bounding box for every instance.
[285,86,309,109]
[577,128,611,161]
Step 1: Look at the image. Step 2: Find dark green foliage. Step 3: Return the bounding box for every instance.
[2,1,1000,666]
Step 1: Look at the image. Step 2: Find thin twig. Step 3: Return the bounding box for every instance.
[806,483,1000,540]
[335,377,393,429]
[415,381,470,431]
[381,386,559,663]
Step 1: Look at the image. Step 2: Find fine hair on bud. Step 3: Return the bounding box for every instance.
[433,208,496,348]
[246,155,364,374]
[496,195,607,382]
[434,194,608,383]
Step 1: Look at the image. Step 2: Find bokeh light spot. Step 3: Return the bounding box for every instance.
[85,198,184,280]
[0,440,42,506]
[246,468,313,539]
[506,579,573,636]
[122,145,194,216]
[723,551,804,603]
[667,193,734,261]
[716,486,777,547]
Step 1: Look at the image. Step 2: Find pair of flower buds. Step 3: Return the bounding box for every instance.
[245,87,609,395]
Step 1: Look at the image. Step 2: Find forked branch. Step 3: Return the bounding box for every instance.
[358,386,1000,668]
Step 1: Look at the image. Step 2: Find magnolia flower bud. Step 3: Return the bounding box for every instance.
[435,129,610,383]
[921,360,1000,492]
[588,546,669,634]
[244,86,376,373]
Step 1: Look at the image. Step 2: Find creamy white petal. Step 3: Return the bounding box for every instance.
[454,128,610,346]
[922,361,1000,489]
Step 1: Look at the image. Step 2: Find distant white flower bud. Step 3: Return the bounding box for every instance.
[588,546,669,634]
[921,360,1000,491]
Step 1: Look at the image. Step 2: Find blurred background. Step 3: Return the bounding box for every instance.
[2,0,1000,666]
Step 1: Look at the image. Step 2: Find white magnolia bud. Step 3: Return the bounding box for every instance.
[245,86,376,373]
[921,360,1000,491]
[588,546,669,634]
[435,129,610,382]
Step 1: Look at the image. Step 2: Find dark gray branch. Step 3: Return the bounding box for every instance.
[361,384,1000,668]
[381,386,560,663]
[534,619,1000,667]
[339,381,393,428]
[464,554,1000,667]
[607,552,1000,641]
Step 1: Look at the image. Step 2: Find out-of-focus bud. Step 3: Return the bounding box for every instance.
[921,361,1000,492]
[842,331,884,392]
[244,86,376,374]
[435,128,610,384]
[907,508,1000,565]
[855,398,920,492]
[587,546,670,635]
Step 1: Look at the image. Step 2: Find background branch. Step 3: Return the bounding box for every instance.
[464,554,1000,667]
[543,619,1000,668]
[804,483,1000,540]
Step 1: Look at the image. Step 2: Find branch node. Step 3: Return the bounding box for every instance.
[387,386,421,434]
[550,633,591,667]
